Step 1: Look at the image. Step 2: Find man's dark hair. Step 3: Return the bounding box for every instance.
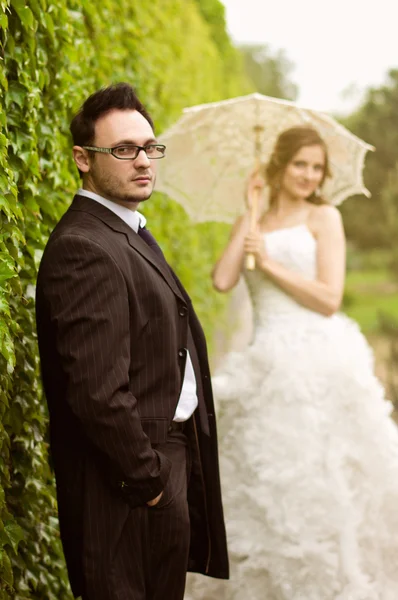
[70,82,154,147]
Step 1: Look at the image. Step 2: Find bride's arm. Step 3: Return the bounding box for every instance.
[212,172,266,292]
[247,205,346,316]
[212,212,251,292]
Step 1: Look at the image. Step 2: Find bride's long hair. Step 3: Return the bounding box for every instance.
[265,126,332,207]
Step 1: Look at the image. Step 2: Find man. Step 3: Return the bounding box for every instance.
[35,82,228,600]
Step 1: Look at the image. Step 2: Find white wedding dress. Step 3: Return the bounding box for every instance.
[185,224,398,600]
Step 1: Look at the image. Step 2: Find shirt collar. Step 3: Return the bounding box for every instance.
[77,188,146,233]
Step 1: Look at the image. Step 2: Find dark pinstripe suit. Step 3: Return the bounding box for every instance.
[35,195,228,599]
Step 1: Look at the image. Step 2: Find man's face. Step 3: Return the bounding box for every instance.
[78,109,158,209]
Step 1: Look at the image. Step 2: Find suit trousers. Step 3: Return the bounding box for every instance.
[81,427,191,600]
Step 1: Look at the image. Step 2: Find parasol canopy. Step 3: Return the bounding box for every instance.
[156,93,374,224]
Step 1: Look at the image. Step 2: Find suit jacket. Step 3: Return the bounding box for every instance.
[35,195,229,597]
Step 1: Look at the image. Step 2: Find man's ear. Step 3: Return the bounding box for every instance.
[73,146,91,173]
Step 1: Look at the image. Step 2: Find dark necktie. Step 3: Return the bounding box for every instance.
[137,226,210,436]
[137,226,165,260]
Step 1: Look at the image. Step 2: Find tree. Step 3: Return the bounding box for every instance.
[379,163,398,276]
[239,44,298,101]
[192,0,253,97]
[341,69,398,249]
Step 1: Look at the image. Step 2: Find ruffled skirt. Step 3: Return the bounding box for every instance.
[185,313,398,599]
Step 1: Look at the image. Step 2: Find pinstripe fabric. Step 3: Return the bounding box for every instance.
[35,195,229,599]
[137,226,209,435]
[80,431,190,600]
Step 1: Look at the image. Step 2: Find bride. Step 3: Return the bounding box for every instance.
[184,126,398,600]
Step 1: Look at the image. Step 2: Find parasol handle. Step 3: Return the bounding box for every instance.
[245,124,264,271]
[245,186,259,270]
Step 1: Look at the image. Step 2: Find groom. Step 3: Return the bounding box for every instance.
[35,82,228,600]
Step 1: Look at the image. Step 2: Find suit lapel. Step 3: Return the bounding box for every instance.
[69,195,186,303]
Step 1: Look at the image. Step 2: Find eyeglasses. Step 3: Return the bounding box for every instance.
[82,144,166,160]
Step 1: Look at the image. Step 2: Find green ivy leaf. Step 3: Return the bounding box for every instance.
[0,263,15,283]
[0,299,10,317]
[6,82,27,110]
[4,521,25,555]
[0,550,13,586]
[10,0,35,30]
[0,13,7,31]
[43,13,55,40]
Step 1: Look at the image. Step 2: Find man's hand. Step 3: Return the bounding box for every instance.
[147,491,163,507]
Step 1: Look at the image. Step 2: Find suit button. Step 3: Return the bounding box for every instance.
[179,306,187,317]
[178,348,186,358]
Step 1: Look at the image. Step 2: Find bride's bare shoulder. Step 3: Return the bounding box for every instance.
[308,204,343,232]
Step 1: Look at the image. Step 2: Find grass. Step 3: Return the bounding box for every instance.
[344,262,398,333]
[345,268,391,287]
[343,253,398,409]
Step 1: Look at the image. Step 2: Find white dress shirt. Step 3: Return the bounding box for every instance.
[77,188,198,422]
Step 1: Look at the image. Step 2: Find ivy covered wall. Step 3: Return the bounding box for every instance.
[0,0,251,597]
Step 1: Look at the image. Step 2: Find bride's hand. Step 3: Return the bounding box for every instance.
[244,230,267,266]
[245,170,266,214]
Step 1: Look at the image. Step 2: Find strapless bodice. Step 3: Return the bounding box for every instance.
[244,224,322,329]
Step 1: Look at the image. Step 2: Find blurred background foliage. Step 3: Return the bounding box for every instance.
[341,69,398,252]
[339,70,398,403]
[239,44,298,101]
[0,0,397,597]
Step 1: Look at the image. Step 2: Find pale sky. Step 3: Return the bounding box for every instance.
[222,0,398,115]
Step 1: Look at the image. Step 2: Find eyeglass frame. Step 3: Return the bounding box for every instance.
[82,143,166,160]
